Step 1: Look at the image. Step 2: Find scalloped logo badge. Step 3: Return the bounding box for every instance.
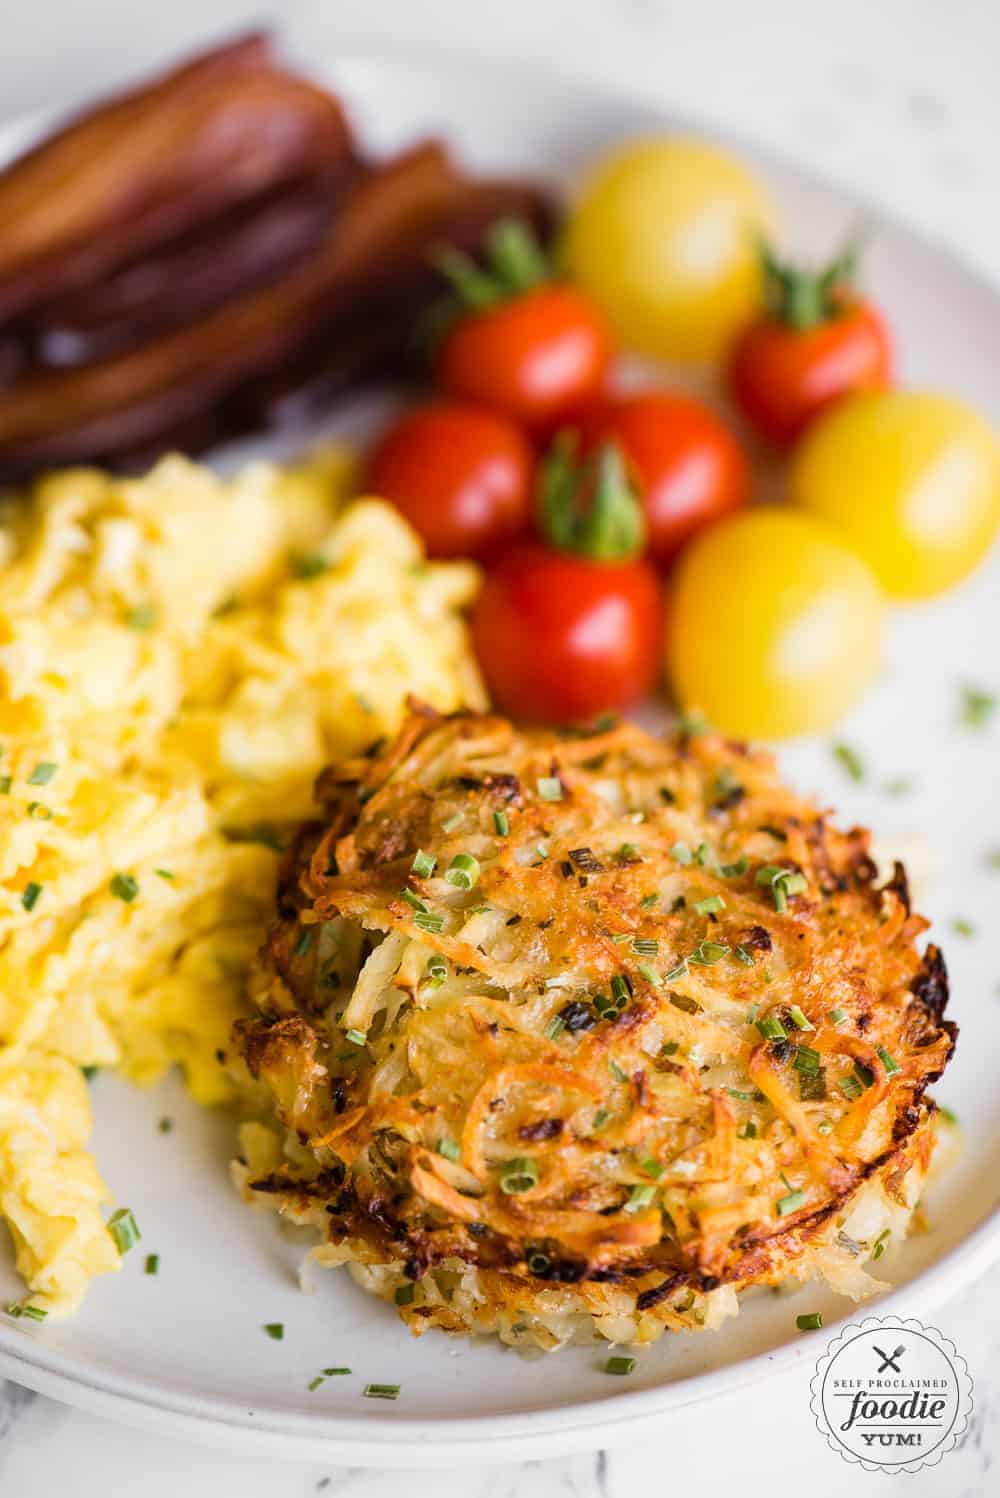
[810,1315,973,1473]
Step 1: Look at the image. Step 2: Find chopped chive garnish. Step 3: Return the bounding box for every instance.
[799,1068,827,1101]
[158,1117,173,1133]
[670,841,693,865]
[437,1137,461,1162]
[107,1207,141,1254]
[787,1006,814,1032]
[324,1367,351,1375]
[632,937,658,956]
[125,603,158,631]
[664,959,689,983]
[5,1301,47,1321]
[344,1028,367,1047]
[441,811,464,834]
[414,911,444,934]
[425,954,447,987]
[938,1105,959,1126]
[21,881,43,912]
[27,761,57,786]
[738,1120,758,1139]
[792,1045,821,1075]
[854,1060,875,1089]
[411,849,436,878]
[755,864,806,912]
[536,776,563,802]
[154,868,174,881]
[669,991,700,1014]
[494,810,510,837]
[605,1355,636,1375]
[609,1058,628,1082]
[640,892,659,909]
[294,927,313,958]
[624,1184,656,1212]
[591,1108,611,1131]
[884,777,912,797]
[828,1007,849,1027]
[364,1384,401,1400]
[694,842,710,866]
[610,974,631,1005]
[545,1015,565,1039]
[82,1065,98,1081]
[960,684,996,730]
[618,842,641,863]
[0,777,10,794]
[400,886,427,912]
[732,945,754,967]
[394,1284,415,1306]
[611,932,632,945]
[292,552,329,579]
[445,852,480,890]
[27,802,52,819]
[109,872,139,903]
[776,1189,805,1217]
[263,1322,283,1339]
[534,842,549,862]
[877,1046,901,1076]
[499,1157,538,1194]
[637,963,660,987]
[689,940,729,966]
[693,895,725,915]
[832,743,864,782]
[724,1087,756,1101]
[718,857,749,878]
[756,1015,787,1042]
[796,1312,823,1331]
[952,917,976,938]
[308,1376,325,1392]
[638,1157,664,1179]
[839,1074,864,1100]
[144,1253,159,1275]
[870,1228,891,1261]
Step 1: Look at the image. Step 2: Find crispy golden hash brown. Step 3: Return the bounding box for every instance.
[233,708,956,1349]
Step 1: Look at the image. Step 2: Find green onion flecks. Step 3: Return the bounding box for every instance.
[107,1207,141,1255]
[445,852,480,890]
[499,1157,539,1194]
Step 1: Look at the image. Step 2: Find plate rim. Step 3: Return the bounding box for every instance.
[1,45,999,1464]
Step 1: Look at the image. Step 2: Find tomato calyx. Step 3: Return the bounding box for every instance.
[434,217,551,309]
[538,433,646,562]
[759,238,860,332]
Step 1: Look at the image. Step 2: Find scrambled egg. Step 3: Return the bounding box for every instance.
[0,453,483,1314]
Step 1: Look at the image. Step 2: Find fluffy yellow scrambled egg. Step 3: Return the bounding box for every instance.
[0,452,483,1314]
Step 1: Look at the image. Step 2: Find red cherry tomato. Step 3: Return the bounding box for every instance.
[728,243,892,445]
[366,402,534,559]
[575,392,750,565]
[472,541,663,723]
[437,285,613,432]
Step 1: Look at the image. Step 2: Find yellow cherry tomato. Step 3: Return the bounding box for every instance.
[562,138,772,365]
[791,390,1000,599]
[666,508,884,739]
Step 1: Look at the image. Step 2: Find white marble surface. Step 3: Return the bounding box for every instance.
[2,0,1000,1492]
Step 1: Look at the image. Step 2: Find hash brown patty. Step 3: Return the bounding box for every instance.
[233,708,955,1348]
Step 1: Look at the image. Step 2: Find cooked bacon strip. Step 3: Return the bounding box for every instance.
[0,33,355,321]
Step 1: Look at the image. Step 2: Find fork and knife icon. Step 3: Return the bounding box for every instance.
[873,1344,906,1373]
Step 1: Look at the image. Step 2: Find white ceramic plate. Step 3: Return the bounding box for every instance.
[1,52,1000,1468]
